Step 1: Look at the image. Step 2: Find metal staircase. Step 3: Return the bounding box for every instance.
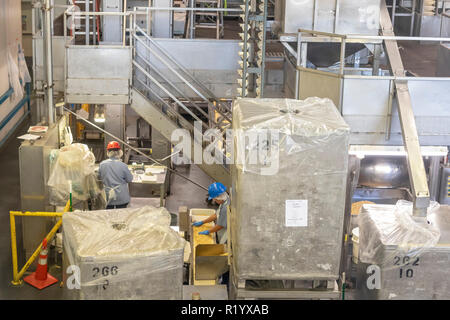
[130,24,232,186]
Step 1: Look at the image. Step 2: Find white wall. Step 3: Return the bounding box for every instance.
[0,0,27,145]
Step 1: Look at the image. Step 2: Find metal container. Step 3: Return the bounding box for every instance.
[298,70,450,146]
[356,203,450,299]
[62,206,185,299]
[65,46,131,105]
[359,156,409,189]
[275,0,381,35]
[231,98,350,280]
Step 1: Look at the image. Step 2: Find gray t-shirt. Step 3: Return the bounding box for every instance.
[99,158,133,205]
[216,196,230,244]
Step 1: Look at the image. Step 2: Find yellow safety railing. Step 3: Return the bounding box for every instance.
[10,200,71,286]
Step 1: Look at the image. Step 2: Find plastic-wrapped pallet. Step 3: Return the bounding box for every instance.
[47,143,106,208]
[356,201,450,300]
[230,98,350,280]
[62,206,185,299]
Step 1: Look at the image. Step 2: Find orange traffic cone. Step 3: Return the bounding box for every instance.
[24,238,58,289]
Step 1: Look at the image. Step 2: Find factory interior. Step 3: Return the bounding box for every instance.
[0,0,449,302]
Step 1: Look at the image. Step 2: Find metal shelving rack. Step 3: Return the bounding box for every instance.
[237,0,268,98]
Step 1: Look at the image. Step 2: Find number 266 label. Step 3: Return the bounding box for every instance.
[92,266,119,290]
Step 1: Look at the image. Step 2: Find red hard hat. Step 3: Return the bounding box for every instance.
[107,141,121,150]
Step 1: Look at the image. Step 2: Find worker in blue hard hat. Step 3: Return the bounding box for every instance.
[193,182,230,288]
[192,182,230,244]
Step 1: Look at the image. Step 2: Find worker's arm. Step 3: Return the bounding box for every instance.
[198,205,228,235]
[193,213,217,226]
[123,164,134,183]
[208,224,224,234]
[198,223,224,235]
[203,213,217,223]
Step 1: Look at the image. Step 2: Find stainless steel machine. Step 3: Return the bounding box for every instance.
[19,116,67,261]
[349,146,449,205]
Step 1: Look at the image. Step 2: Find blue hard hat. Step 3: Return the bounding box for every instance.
[208,182,227,200]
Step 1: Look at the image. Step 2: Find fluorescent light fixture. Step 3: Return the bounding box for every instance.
[94,110,105,123]
[94,104,105,123]
[349,145,448,158]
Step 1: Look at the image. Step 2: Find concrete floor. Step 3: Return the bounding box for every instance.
[0,115,215,299]
[165,165,214,215]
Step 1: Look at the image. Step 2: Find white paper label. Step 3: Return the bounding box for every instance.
[285,200,308,227]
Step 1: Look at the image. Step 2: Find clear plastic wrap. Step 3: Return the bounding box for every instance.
[18,44,31,84]
[231,98,350,280]
[233,98,350,176]
[356,202,450,300]
[47,143,106,207]
[7,49,23,102]
[62,206,186,300]
[358,200,441,268]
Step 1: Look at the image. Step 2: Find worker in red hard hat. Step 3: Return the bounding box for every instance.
[98,141,134,209]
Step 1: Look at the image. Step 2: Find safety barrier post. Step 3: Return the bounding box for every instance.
[10,200,71,286]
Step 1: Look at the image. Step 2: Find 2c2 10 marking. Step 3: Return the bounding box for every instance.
[393,256,419,266]
[393,255,419,279]
[399,268,414,279]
